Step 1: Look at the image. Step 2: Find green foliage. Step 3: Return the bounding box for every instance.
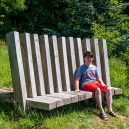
[0,0,95,39]
[91,1,129,57]
[0,0,26,31]
[1,0,129,64]
[1,0,25,12]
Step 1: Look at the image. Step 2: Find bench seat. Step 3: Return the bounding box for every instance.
[27,87,121,110]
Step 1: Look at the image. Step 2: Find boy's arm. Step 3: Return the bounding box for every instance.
[96,77,105,86]
[75,77,80,92]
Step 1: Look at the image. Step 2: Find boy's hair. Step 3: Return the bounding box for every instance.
[83,51,93,58]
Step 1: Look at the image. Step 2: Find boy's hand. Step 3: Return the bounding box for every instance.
[101,82,105,86]
[75,89,80,92]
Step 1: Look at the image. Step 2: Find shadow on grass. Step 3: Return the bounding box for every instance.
[0,99,98,119]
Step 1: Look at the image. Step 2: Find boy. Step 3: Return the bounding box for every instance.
[75,51,118,120]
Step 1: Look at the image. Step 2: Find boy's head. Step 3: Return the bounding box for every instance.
[83,51,93,58]
[83,51,93,65]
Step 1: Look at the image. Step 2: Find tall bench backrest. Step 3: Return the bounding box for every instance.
[6,31,111,110]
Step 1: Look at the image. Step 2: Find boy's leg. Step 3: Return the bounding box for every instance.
[83,82,105,114]
[104,87,113,113]
[95,88,105,114]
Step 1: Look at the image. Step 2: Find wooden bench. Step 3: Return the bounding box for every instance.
[6,31,122,111]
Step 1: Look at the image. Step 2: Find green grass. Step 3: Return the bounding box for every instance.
[109,58,129,116]
[0,41,129,129]
[0,41,12,88]
[0,101,129,129]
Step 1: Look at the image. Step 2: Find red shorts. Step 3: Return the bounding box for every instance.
[82,81,108,92]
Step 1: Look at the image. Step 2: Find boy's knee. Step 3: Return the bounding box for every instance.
[95,88,101,93]
[107,87,111,92]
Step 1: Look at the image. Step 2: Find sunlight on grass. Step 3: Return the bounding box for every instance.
[0,44,12,88]
[109,58,129,118]
[109,58,127,89]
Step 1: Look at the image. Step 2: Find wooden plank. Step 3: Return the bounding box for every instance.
[82,38,91,58]
[90,39,102,78]
[27,96,63,110]
[49,36,62,93]
[65,91,93,101]
[6,31,27,111]
[30,34,45,95]
[39,35,54,94]
[46,93,78,105]
[20,33,37,97]
[111,89,115,96]
[111,87,122,95]
[0,91,14,103]
[74,38,84,67]
[85,38,91,51]
[99,39,111,86]
[66,37,77,90]
[0,91,14,99]
[80,91,94,98]
[57,37,71,91]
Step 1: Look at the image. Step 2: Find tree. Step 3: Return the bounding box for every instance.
[0,0,25,38]
[91,0,129,57]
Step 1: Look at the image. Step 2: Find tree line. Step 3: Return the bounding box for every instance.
[1,0,129,62]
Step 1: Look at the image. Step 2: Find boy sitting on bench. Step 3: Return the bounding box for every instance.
[75,51,118,121]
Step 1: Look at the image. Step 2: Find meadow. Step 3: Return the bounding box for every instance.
[0,41,129,129]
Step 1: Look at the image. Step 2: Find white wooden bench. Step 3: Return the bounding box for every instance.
[6,31,122,111]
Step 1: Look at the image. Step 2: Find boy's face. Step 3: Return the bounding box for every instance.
[84,56,93,65]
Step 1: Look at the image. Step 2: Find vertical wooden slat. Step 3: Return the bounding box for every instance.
[99,39,111,86]
[85,38,91,51]
[49,36,62,93]
[82,38,91,58]
[57,37,71,91]
[91,39,102,78]
[6,31,27,111]
[30,34,45,95]
[74,38,83,67]
[20,33,37,98]
[39,35,54,94]
[66,37,77,90]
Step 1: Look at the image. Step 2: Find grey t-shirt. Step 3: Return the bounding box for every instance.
[75,64,99,88]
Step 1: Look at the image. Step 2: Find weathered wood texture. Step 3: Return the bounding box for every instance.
[0,88,14,103]
[6,31,122,111]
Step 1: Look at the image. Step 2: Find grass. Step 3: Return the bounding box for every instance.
[0,41,129,129]
[0,101,129,129]
[0,41,12,88]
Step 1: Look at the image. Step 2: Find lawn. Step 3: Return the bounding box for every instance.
[0,42,129,129]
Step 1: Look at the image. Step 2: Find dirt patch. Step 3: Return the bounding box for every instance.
[0,87,13,93]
